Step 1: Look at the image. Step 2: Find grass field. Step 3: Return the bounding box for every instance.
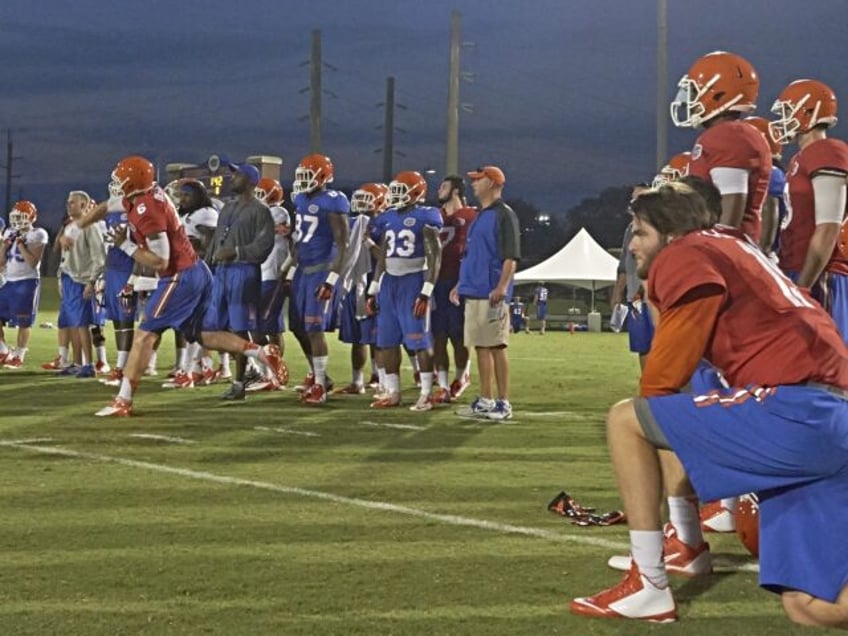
[0,281,831,635]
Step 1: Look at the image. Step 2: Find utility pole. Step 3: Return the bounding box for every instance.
[444,11,461,176]
[1,130,22,214]
[310,29,323,153]
[656,0,668,170]
[382,76,396,183]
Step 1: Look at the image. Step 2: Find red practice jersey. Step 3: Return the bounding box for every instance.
[126,186,198,277]
[688,119,772,242]
[779,137,848,275]
[438,205,477,281]
[648,226,848,389]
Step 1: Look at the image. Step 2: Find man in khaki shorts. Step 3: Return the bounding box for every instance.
[450,165,521,420]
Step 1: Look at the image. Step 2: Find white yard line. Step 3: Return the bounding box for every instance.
[361,420,428,431]
[253,426,321,438]
[128,433,196,445]
[0,437,54,445]
[0,441,759,573]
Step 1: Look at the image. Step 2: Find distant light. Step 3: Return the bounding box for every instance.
[536,213,551,225]
[423,168,437,175]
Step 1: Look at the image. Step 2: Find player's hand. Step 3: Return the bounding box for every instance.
[83,283,94,300]
[315,282,334,301]
[412,294,430,318]
[112,224,128,247]
[118,284,135,312]
[365,295,379,317]
[448,285,460,306]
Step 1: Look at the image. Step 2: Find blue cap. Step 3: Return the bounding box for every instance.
[228,162,260,185]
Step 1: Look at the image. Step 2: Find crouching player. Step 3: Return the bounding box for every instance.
[570,183,848,628]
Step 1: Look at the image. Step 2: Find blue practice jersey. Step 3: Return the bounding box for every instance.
[104,209,135,272]
[293,189,350,267]
[371,205,443,267]
[535,286,549,303]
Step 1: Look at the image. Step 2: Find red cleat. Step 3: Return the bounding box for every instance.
[607,523,712,577]
[370,393,401,408]
[570,562,677,623]
[450,372,471,400]
[95,396,133,417]
[700,500,736,533]
[42,356,64,370]
[301,383,326,405]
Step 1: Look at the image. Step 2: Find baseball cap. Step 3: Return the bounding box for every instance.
[467,165,505,186]
[228,162,261,186]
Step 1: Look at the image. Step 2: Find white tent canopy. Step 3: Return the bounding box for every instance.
[514,227,619,311]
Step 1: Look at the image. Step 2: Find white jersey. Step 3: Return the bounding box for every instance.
[4,226,48,281]
[181,205,219,240]
[261,235,291,282]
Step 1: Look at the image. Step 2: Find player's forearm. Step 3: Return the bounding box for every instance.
[797,224,840,288]
[495,259,517,293]
[718,193,746,229]
[77,202,108,229]
[758,197,779,253]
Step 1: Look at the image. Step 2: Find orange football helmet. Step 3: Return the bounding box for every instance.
[769,79,838,145]
[9,200,38,231]
[293,153,334,195]
[652,151,691,187]
[734,494,759,558]
[351,182,389,215]
[387,171,427,208]
[743,116,783,158]
[255,177,284,205]
[111,155,155,198]
[671,51,759,128]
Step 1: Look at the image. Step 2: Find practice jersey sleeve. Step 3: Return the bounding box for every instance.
[768,165,786,198]
[422,206,444,229]
[328,190,351,215]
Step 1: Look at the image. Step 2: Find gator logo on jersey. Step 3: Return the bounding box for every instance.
[403,217,416,227]
[308,204,320,213]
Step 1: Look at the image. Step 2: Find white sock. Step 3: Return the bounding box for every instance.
[220,352,231,368]
[116,350,128,369]
[353,369,364,387]
[176,347,187,371]
[630,530,668,588]
[458,361,471,380]
[17,347,28,362]
[720,497,738,513]
[96,345,107,364]
[377,367,386,389]
[313,355,328,387]
[201,355,214,371]
[58,345,69,365]
[420,371,433,396]
[118,376,134,402]
[668,496,704,547]
[147,351,158,371]
[385,373,400,395]
[437,369,449,389]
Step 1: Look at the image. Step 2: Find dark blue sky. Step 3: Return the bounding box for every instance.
[1,0,846,228]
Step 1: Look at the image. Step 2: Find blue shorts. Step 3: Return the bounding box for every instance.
[376,272,432,351]
[58,274,94,328]
[636,384,848,602]
[259,279,286,335]
[202,263,260,333]
[431,279,464,339]
[511,316,524,332]
[627,302,654,354]
[91,292,106,327]
[0,278,39,327]
[104,268,136,323]
[536,302,548,320]
[143,261,212,338]
[338,290,376,345]
[290,268,337,334]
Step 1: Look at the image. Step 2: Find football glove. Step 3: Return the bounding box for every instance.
[412,294,430,318]
[365,295,379,317]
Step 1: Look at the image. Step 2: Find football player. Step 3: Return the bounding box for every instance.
[335,182,388,396]
[367,170,443,410]
[651,151,691,188]
[248,177,292,392]
[288,153,350,405]
[743,116,786,256]
[572,183,848,628]
[531,282,549,335]
[671,51,772,243]
[431,175,477,403]
[770,79,848,340]
[63,155,281,416]
[0,200,49,368]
